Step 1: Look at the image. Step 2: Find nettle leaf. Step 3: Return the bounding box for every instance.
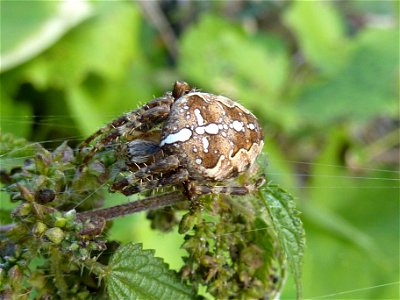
[20,2,141,89]
[179,14,290,95]
[0,1,92,72]
[259,183,305,299]
[252,216,287,297]
[106,243,195,300]
[0,133,41,172]
[179,15,293,127]
[283,1,349,74]
[0,91,32,139]
[297,28,398,124]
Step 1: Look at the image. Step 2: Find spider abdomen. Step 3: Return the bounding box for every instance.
[160,92,264,181]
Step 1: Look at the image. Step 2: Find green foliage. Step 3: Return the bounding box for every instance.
[300,127,399,299]
[106,243,194,300]
[179,188,290,299]
[19,3,139,88]
[260,183,305,299]
[180,15,290,98]
[0,133,36,159]
[179,15,293,128]
[1,1,398,299]
[0,139,109,297]
[0,92,32,138]
[283,1,349,74]
[0,133,303,299]
[14,2,142,136]
[297,28,398,124]
[0,1,92,72]
[0,2,57,54]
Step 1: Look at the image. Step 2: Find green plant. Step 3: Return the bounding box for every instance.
[0,133,304,299]
[1,1,398,298]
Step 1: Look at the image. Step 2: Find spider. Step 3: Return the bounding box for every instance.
[79,82,264,199]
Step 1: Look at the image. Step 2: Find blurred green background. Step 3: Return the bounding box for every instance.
[1,1,399,299]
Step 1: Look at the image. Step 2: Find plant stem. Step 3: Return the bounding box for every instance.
[50,247,69,298]
[0,223,16,232]
[138,1,178,59]
[81,257,108,278]
[77,191,187,221]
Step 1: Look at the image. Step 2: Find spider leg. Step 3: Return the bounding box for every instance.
[125,139,160,164]
[111,168,189,196]
[187,177,266,199]
[79,93,173,153]
[132,156,179,178]
[188,184,250,197]
[111,156,180,189]
[136,105,172,131]
[79,115,136,154]
[79,97,174,167]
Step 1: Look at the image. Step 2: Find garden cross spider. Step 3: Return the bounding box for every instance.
[79,82,265,199]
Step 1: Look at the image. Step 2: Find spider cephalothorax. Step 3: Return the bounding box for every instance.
[79,82,264,199]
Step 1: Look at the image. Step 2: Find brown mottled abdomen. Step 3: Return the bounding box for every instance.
[160,92,264,181]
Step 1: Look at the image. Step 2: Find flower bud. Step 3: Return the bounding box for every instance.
[12,203,32,217]
[179,212,196,234]
[35,189,55,203]
[45,227,65,244]
[32,222,47,237]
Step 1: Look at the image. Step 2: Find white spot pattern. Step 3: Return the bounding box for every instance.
[205,123,219,134]
[194,109,205,126]
[160,128,192,146]
[202,137,209,153]
[195,127,205,134]
[232,120,244,132]
[195,123,220,135]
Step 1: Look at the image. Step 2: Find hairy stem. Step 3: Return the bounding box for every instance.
[0,223,16,232]
[138,1,178,59]
[81,257,108,278]
[50,247,69,298]
[77,191,187,221]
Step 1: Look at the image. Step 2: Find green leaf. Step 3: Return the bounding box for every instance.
[0,0,93,72]
[179,15,293,127]
[65,85,105,137]
[20,2,141,89]
[283,1,349,74]
[252,216,287,298]
[65,67,157,136]
[299,127,398,298]
[259,183,305,299]
[297,28,398,124]
[303,205,378,258]
[10,2,145,137]
[346,0,397,15]
[0,133,40,177]
[106,243,195,300]
[0,133,39,223]
[0,90,32,138]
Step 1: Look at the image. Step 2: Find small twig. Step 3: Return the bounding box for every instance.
[138,1,179,60]
[0,223,16,232]
[77,191,187,222]
[0,193,187,232]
